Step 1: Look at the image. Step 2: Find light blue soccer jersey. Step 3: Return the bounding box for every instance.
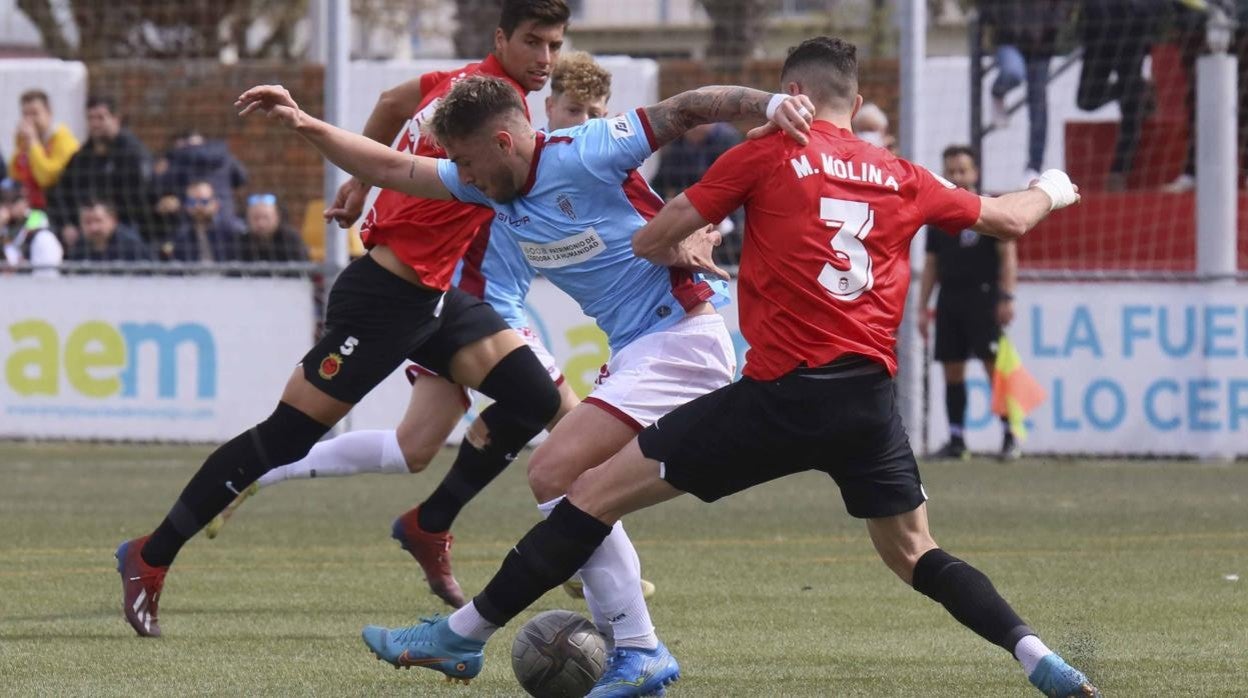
[437,109,730,352]
[451,220,534,329]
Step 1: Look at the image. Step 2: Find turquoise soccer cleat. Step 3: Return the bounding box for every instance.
[1028,653,1100,697]
[587,642,681,697]
[360,616,484,684]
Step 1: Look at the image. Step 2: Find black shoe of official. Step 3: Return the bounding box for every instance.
[933,437,969,460]
[1000,431,1022,461]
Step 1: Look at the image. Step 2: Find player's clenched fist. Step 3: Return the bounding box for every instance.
[1031,169,1080,211]
[236,85,305,130]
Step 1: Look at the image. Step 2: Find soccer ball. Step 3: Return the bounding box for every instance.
[511,609,608,697]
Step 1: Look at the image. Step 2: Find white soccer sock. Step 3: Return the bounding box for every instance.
[1013,634,1052,676]
[255,429,408,488]
[538,497,613,642]
[578,522,657,650]
[580,583,615,648]
[447,601,499,643]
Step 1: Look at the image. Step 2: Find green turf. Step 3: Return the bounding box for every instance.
[1,443,1245,696]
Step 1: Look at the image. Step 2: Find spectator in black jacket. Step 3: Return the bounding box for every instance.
[982,0,1071,185]
[48,95,154,242]
[66,197,154,263]
[153,130,248,221]
[239,193,307,264]
[1076,0,1165,190]
[168,180,245,263]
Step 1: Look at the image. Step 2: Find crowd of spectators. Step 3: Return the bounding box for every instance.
[981,0,1245,191]
[8,2,1242,278]
[3,89,308,275]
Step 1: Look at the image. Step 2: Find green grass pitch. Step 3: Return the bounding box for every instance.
[1,442,1245,696]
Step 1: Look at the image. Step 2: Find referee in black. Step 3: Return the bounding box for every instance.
[919,145,1019,460]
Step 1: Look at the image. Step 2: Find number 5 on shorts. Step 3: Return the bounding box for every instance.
[816,197,875,302]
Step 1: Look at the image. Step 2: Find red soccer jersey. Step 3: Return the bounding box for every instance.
[359,55,530,290]
[684,121,981,380]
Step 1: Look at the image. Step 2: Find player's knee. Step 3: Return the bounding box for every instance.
[942,362,966,383]
[480,348,562,430]
[564,467,618,523]
[395,426,440,474]
[254,402,332,469]
[873,536,937,585]
[527,448,577,502]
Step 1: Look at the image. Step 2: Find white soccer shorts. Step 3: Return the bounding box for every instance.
[584,313,737,430]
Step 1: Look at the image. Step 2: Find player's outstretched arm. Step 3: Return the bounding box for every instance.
[642,87,815,149]
[973,169,1079,240]
[235,85,451,201]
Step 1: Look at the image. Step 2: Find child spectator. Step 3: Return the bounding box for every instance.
[1,179,62,277]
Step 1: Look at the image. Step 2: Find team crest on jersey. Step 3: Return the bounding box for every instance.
[556,193,577,221]
[319,353,344,380]
[610,114,634,140]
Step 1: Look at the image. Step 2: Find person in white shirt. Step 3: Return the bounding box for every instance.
[1,181,62,277]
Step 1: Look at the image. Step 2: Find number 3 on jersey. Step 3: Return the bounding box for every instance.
[816,197,875,302]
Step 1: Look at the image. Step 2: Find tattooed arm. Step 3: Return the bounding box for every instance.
[235,84,452,201]
[642,86,815,149]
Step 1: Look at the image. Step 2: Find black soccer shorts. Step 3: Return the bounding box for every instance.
[300,255,509,404]
[933,287,1001,363]
[638,356,928,519]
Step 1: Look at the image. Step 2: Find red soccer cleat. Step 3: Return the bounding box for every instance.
[391,506,466,608]
[115,535,168,637]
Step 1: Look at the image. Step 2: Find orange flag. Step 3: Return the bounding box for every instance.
[991,334,1046,440]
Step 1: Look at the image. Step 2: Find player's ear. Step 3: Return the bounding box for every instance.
[495,129,514,153]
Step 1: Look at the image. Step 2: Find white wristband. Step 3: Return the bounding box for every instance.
[765,93,788,121]
[1032,169,1077,211]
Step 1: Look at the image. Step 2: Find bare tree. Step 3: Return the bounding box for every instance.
[699,0,779,73]
[16,0,310,60]
[15,0,74,58]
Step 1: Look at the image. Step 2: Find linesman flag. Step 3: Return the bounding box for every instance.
[991,334,1046,440]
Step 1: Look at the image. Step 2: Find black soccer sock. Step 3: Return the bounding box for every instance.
[473,499,611,627]
[945,381,968,438]
[141,402,330,567]
[418,403,537,533]
[911,548,1034,654]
